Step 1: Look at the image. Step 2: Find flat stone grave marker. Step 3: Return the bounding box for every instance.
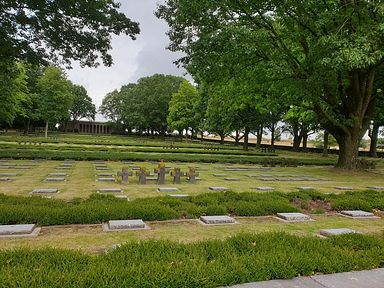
[122,161,134,164]
[277,212,311,222]
[224,177,240,181]
[105,219,147,231]
[97,177,115,182]
[260,174,274,177]
[115,195,129,200]
[335,186,354,190]
[260,177,276,181]
[59,163,73,167]
[98,188,122,193]
[95,166,109,170]
[213,174,227,177]
[45,177,65,182]
[130,165,140,170]
[49,173,68,177]
[0,177,10,181]
[169,194,190,198]
[0,173,17,177]
[247,174,259,177]
[97,173,114,177]
[297,186,314,191]
[32,188,58,194]
[255,187,274,191]
[319,228,356,237]
[209,186,229,191]
[224,168,249,171]
[13,166,30,169]
[0,224,39,237]
[340,210,377,218]
[199,215,235,224]
[0,163,16,166]
[56,166,71,170]
[146,176,158,181]
[94,161,105,164]
[158,187,180,192]
[367,186,384,190]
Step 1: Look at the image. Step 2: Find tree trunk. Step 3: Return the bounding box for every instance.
[234,130,240,146]
[179,129,183,139]
[243,127,249,151]
[256,127,263,149]
[302,128,308,151]
[323,131,329,157]
[292,133,301,152]
[219,133,225,145]
[44,121,49,138]
[335,132,362,169]
[200,130,204,141]
[270,125,275,148]
[369,122,379,158]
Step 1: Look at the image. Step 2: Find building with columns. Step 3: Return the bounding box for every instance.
[74,121,113,134]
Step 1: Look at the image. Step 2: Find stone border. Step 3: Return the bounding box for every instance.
[337,213,380,219]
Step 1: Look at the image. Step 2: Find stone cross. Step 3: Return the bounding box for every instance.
[171,168,185,184]
[117,167,133,184]
[154,162,169,185]
[186,167,199,183]
[136,167,150,185]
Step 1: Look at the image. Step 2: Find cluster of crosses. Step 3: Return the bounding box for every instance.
[117,162,199,185]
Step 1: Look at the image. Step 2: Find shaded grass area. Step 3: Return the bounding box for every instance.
[1,190,384,226]
[0,232,383,288]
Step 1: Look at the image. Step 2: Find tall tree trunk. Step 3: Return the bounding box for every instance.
[270,125,275,148]
[200,130,204,141]
[323,130,329,157]
[335,129,365,169]
[44,121,49,138]
[292,127,302,152]
[243,126,250,151]
[369,122,379,158]
[256,127,263,149]
[219,133,225,145]
[234,130,240,146]
[302,128,308,151]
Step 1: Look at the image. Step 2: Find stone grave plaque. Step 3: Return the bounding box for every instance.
[255,187,274,191]
[32,188,58,194]
[95,167,109,170]
[97,177,115,182]
[98,188,122,193]
[48,173,67,177]
[115,195,129,200]
[14,166,30,169]
[0,173,17,177]
[122,161,134,164]
[199,215,235,224]
[107,219,146,230]
[169,194,190,198]
[146,176,158,181]
[56,166,71,170]
[247,174,259,177]
[0,224,36,235]
[260,174,274,177]
[59,163,73,167]
[335,186,354,190]
[209,186,229,191]
[45,177,65,182]
[0,177,10,181]
[319,228,356,237]
[97,173,113,177]
[260,177,276,181]
[0,163,16,167]
[158,187,180,192]
[277,212,311,222]
[367,186,384,190]
[224,168,248,171]
[224,178,240,181]
[213,174,227,177]
[297,187,314,191]
[340,210,376,218]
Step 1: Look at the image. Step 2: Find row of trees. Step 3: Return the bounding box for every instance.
[156,0,384,169]
[0,64,96,137]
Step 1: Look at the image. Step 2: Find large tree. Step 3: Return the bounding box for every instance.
[69,84,96,131]
[35,66,73,137]
[157,0,384,169]
[0,0,139,67]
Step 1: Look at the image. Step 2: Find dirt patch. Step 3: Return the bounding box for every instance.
[291,198,332,213]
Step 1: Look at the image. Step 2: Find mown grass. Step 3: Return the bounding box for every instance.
[0,232,383,287]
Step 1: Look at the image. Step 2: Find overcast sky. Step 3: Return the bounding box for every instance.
[66,0,188,120]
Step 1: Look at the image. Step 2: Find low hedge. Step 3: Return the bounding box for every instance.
[0,232,383,287]
[0,148,336,165]
[0,192,298,226]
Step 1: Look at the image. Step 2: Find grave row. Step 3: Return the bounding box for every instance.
[1,210,378,238]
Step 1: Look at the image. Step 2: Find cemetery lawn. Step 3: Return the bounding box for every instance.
[1,215,384,253]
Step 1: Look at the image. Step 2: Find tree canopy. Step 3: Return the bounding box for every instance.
[0,0,140,67]
[157,0,384,169]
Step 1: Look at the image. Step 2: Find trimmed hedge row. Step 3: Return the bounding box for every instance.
[0,192,298,226]
[0,148,336,165]
[0,232,383,287]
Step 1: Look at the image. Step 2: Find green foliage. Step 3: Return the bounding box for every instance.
[1,232,384,287]
[167,80,200,134]
[1,1,139,67]
[69,84,96,122]
[330,191,384,211]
